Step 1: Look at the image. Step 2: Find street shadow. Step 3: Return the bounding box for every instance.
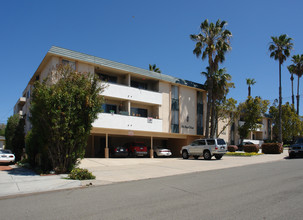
[284,155,303,160]
[4,166,37,176]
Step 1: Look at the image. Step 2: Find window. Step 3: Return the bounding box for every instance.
[131,108,147,117]
[102,104,117,114]
[26,89,30,99]
[207,139,215,145]
[197,92,203,135]
[198,140,206,145]
[62,59,76,70]
[98,73,117,83]
[171,85,179,133]
[131,80,147,90]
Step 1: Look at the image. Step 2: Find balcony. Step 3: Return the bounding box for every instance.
[238,121,264,132]
[102,83,162,105]
[92,113,163,132]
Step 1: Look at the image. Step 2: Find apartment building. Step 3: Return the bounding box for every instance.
[14,46,207,158]
[218,115,273,145]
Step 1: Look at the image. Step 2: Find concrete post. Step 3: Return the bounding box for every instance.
[150,136,154,158]
[105,133,109,158]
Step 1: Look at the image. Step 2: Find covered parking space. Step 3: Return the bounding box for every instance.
[85,127,202,158]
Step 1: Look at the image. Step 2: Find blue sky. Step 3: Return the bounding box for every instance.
[1,0,303,124]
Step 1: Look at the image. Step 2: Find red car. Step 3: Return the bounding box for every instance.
[124,142,148,157]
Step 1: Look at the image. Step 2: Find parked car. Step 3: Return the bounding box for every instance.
[153,147,172,157]
[124,142,148,157]
[0,149,15,164]
[109,146,128,157]
[180,138,227,160]
[289,138,303,158]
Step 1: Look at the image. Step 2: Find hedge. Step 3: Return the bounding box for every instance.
[243,144,259,153]
[228,145,238,152]
[261,143,283,154]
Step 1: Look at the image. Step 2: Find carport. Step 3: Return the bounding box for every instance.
[85,127,202,158]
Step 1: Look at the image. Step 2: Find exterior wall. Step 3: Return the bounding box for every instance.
[158,82,170,133]
[179,86,196,135]
[77,62,94,73]
[217,117,230,143]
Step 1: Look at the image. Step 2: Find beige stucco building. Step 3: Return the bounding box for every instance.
[14,46,207,158]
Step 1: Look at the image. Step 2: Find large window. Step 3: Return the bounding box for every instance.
[98,73,117,83]
[102,104,117,114]
[171,85,179,133]
[197,92,203,135]
[62,59,76,70]
[131,80,147,90]
[131,108,147,117]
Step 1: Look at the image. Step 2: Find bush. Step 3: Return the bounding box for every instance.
[261,143,283,154]
[228,145,238,152]
[243,144,259,153]
[69,168,95,180]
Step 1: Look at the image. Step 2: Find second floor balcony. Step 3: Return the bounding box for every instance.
[102,83,162,105]
[92,113,163,132]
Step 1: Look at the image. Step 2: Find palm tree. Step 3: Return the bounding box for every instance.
[246,78,256,97]
[287,65,295,109]
[269,34,293,143]
[190,19,232,138]
[149,64,161,73]
[288,54,303,115]
[202,67,234,136]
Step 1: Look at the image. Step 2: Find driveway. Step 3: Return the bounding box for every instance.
[79,150,289,185]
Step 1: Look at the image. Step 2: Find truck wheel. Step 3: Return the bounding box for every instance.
[203,150,211,160]
[182,150,189,159]
[215,155,223,160]
[193,156,199,160]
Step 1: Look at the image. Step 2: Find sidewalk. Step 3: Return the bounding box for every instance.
[0,150,289,198]
[0,166,81,198]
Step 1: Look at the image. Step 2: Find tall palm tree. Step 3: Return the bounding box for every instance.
[149,64,161,73]
[246,78,256,97]
[269,34,293,143]
[287,65,295,109]
[190,19,232,138]
[288,54,303,115]
[202,68,234,137]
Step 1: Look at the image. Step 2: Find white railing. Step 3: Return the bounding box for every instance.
[102,83,162,105]
[93,113,163,132]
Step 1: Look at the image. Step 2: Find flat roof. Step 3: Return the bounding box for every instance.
[47,46,205,90]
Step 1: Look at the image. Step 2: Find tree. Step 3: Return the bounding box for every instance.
[0,124,5,136]
[238,97,270,140]
[190,19,232,138]
[149,64,161,73]
[287,65,295,108]
[29,65,105,173]
[246,78,256,97]
[5,114,24,161]
[288,54,303,115]
[269,102,303,142]
[216,98,239,137]
[269,34,293,143]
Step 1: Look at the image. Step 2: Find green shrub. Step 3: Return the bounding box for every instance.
[228,145,238,152]
[243,144,259,153]
[69,168,95,180]
[261,143,283,154]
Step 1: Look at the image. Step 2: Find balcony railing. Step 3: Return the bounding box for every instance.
[102,83,162,105]
[93,113,163,132]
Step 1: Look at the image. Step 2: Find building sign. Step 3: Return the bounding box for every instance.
[181,125,194,129]
[147,117,153,123]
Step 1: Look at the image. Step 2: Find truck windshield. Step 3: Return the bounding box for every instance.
[296,138,303,144]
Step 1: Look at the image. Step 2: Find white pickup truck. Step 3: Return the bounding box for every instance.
[180,138,227,160]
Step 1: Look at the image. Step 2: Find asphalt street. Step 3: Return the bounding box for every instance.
[1,158,303,220]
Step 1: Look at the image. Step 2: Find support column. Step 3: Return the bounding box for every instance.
[150,136,154,158]
[105,133,109,158]
[128,101,131,116]
[91,135,95,158]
